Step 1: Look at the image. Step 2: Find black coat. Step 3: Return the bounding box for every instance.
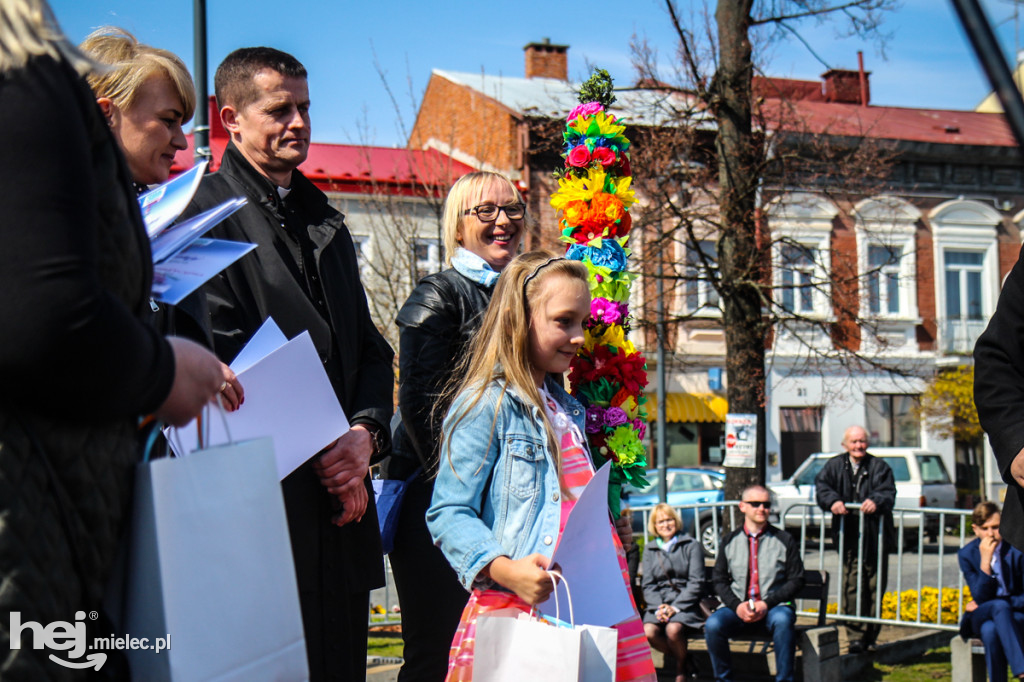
[975,244,1024,552]
[815,452,896,553]
[1,55,175,680]
[392,267,493,474]
[180,142,394,681]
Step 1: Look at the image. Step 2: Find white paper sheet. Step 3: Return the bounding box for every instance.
[229,317,289,375]
[150,197,247,263]
[139,162,207,239]
[536,461,635,627]
[168,331,349,479]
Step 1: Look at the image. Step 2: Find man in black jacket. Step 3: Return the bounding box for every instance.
[975,248,1024,555]
[706,486,804,682]
[181,47,394,682]
[815,425,896,653]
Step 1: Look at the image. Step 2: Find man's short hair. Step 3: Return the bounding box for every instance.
[214,47,306,111]
[740,484,770,501]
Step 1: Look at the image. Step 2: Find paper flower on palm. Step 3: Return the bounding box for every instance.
[586,262,635,303]
[591,298,628,325]
[583,323,635,355]
[567,101,604,123]
[551,168,608,211]
[569,344,648,397]
[566,239,629,272]
[605,426,646,469]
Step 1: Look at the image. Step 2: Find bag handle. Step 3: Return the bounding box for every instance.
[158,394,234,462]
[197,394,233,450]
[543,570,575,627]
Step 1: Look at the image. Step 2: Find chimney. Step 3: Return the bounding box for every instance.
[821,68,870,105]
[524,38,569,80]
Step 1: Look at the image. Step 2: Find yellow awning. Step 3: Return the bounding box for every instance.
[646,393,728,423]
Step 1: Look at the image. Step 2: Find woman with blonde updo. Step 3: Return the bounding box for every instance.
[80,27,194,187]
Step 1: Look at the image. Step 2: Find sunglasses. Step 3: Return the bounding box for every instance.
[743,500,771,509]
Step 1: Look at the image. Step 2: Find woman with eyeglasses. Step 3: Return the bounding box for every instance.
[386,171,526,681]
[642,503,705,682]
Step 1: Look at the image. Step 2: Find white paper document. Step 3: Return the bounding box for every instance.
[230,317,289,374]
[139,161,207,239]
[152,238,256,305]
[150,197,248,264]
[536,461,636,627]
[168,330,349,479]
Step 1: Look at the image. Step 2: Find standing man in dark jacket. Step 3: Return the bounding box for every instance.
[181,47,394,682]
[815,425,896,653]
[975,249,1024,555]
[705,486,804,682]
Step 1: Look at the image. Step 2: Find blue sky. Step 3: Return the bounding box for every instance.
[49,0,1020,148]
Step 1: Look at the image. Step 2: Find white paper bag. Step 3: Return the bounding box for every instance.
[473,613,581,682]
[122,436,308,681]
[578,623,617,681]
[473,572,615,682]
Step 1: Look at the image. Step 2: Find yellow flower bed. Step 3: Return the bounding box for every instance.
[814,586,972,624]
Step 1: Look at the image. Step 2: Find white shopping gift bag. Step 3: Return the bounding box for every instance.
[121,423,308,681]
[473,572,615,682]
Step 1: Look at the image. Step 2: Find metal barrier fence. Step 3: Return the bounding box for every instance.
[627,499,974,632]
[368,556,402,627]
[782,502,972,632]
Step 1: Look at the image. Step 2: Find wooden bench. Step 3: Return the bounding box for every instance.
[697,567,841,681]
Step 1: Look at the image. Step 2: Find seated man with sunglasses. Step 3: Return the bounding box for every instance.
[705,486,804,682]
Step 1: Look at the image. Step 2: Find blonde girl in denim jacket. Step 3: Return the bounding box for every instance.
[427,251,656,682]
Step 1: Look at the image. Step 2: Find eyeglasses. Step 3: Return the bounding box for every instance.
[463,203,525,222]
[743,500,771,509]
[655,518,676,526]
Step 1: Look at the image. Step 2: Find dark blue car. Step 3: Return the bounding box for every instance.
[621,467,726,557]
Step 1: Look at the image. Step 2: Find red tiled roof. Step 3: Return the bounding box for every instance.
[766,98,1016,147]
[170,97,476,195]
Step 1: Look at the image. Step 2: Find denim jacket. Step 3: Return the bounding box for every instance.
[427,375,589,591]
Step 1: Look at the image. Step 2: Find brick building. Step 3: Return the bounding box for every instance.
[408,41,1024,500]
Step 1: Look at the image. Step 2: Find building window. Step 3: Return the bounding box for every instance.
[780,243,817,314]
[865,393,920,447]
[929,199,1000,354]
[685,241,719,312]
[867,244,901,315]
[412,238,441,282]
[944,250,984,322]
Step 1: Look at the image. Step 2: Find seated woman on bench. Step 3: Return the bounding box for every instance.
[958,501,1024,682]
[641,503,705,681]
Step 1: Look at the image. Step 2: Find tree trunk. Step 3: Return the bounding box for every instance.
[715,0,767,500]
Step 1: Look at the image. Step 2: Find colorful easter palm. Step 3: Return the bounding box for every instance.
[552,70,649,518]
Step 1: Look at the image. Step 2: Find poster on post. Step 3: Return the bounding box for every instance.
[722,413,757,468]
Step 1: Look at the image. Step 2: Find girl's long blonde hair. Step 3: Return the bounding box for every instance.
[0,0,94,75]
[441,251,589,485]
